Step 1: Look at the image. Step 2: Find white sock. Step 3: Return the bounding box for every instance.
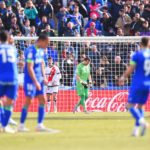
[132,126,140,136]
[38,123,42,127]
[20,123,24,127]
[139,118,146,125]
[54,101,57,112]
[47,101,51,112]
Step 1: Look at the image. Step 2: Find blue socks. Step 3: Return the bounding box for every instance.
[38,104,45,124]
[0,106,12,127]
[138,108,144,118]
[129,107,144,127]
[20,104,45,125]
[20,105,28,124]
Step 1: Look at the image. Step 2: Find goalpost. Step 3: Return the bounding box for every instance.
[13,36,150,112]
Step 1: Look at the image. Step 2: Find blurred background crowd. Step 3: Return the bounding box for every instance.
[0,0,147,88]
[0,0,149,37]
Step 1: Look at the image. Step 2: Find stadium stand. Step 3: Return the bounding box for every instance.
[0,0,149,37]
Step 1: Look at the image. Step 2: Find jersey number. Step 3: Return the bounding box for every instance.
[0,49,15,63]
[144,59,150,76]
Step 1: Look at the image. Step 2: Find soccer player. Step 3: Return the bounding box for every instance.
[0,31,18,133]
[73,56,92,113]
[45,57,61,113]
[18,34,49,132]
[119,37,150,136]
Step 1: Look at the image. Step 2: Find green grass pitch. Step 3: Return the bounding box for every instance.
[0,112,150,150]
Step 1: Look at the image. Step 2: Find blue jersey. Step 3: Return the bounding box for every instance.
[131,49,150,88]
[0,44,18,85]
[24,45,44,83]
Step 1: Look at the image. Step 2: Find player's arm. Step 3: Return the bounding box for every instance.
[88,74,92,85]
[121,64,136,79]
[119,60,136,85]
[41,60,48,85]
[119,52,138,86]
[27,62,41,90]
[26,49,41,90]
[76,65,82,83]
[57,67,62,80]
[76,65,88,87]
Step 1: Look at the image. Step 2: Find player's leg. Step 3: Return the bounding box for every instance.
[36,94,49,131]
[53,86,59,113]
[83,88,90,113]
[127,103,140,136]
[73,85,84,113]
[0,99,4,130]
[137,88,149,136]
[76,87,89,113]
[0,85,5,127]
[20,97,32,125]
[1,85,18,133]
[127,88,149,136]
[137,104,148,136]
[0,98,17,126]
[37,94,46,125]
[53,93,58,113]
[73,94,84,113]
[36,82,50,131]
[18,96,32,132]
[47,93,52,113]
[18,83,35,132]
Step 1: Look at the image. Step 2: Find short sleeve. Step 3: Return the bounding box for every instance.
[26,48,34,63]
[130,52,138,65]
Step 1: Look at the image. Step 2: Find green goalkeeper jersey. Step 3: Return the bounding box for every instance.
[76,63,90,96]
[76,63,90,83]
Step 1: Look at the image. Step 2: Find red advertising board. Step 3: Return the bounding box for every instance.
[14,89,150,112]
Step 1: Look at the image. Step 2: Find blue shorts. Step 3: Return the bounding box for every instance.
[24,81,46,98]
[0,84,18,100]
[128,86,149,105]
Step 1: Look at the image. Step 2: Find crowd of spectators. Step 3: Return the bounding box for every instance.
[1,0,147,88]
[16,37,135,87]
[0,0,149,37]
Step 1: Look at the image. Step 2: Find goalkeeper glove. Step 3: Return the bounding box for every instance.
[81,81,88,88]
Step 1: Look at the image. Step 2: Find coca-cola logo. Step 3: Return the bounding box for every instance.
[86,92,128,112]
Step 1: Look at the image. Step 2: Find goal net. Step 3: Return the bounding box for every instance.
[14,36,150,112]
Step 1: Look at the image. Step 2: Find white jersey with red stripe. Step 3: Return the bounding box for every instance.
[45,65,61,87]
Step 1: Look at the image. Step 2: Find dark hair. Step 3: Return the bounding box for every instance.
[84,56,91,62]
[48,57,53,60]
[0,30,8,42]
[38,33,49,41]
[141,37,149,47]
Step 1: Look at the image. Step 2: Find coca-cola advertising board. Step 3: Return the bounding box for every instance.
[14,89,150,112]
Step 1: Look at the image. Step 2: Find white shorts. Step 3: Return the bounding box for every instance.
[46,86,59,94]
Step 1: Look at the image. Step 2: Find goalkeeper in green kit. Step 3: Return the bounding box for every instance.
[73,56,92,113]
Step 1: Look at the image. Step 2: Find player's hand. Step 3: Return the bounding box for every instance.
[81,81,88,88]
[35,81,41,91]
[89,81,93,87]
[43,78,48,85]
